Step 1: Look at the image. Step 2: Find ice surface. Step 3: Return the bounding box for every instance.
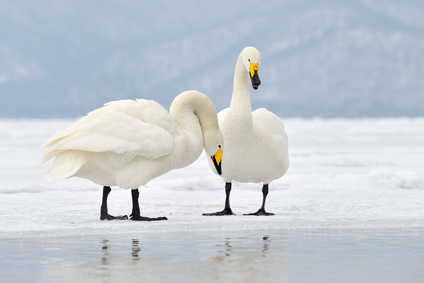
[1,118,424,282]
[1,230,423,283]
[0,118,423,239]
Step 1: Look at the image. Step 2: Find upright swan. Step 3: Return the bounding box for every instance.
[41,90,223,221]
[204,46,289,216]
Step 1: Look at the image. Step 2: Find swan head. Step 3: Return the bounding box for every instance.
[203,129,224,175]
[242,46,261,90]
[211,145,223,175]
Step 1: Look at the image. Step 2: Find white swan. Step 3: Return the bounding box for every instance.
[41,90,224,221]
[204,46,289,216]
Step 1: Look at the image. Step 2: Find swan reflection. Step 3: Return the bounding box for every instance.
[211,235,273,262]
[100,239,141,266]
[98,233,282,283]
[101,239,109,266]
[131,239,141,260]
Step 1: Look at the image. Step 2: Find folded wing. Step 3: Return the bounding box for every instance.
[41,99,177,164]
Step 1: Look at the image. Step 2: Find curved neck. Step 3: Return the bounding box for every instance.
[229,52,253,122]
[169,91,220,143]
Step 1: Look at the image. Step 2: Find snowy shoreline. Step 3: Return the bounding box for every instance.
[1,118,423,239]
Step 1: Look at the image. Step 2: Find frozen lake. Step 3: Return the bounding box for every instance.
[1,229,423,283]
[0,118,423,282]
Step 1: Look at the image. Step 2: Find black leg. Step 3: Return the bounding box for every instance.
[130,189,167,221]
[244,184,275,216]
[203,182,235,216]
[100,186,129,220]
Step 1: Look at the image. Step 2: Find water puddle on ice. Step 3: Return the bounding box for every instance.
[1,229,424,282]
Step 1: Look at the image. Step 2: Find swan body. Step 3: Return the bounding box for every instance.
[41,90,223,220]
[216,107,288,183]
[205,46,289,216]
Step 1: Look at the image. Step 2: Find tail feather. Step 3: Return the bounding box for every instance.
[39,150,60,165]
[42,151,85,183]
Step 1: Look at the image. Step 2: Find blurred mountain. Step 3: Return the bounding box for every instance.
[1,0,423,118]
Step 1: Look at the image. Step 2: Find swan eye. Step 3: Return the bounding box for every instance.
[248,59,250,62]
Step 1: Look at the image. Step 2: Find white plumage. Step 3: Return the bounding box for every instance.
[204,46,289,216]
[41,90,223,221]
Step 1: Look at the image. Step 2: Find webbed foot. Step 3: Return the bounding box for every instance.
[203,208,235,216]
[100,213,129,221]
[130,214,168,221]
[244,209,274,216]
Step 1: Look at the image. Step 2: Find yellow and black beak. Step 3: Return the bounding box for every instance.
[211,145,223,175]
[249,63,261,90]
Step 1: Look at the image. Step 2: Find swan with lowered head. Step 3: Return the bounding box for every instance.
[41,90,224,221]
[204,46,289,216]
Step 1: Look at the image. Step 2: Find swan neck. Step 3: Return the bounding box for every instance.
[169,91,220,139]
[229,53,252,116]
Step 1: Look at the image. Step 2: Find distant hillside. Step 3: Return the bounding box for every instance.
[1,0,423,118]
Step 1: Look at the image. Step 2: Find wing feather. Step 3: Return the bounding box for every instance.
[41,99,176,163]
